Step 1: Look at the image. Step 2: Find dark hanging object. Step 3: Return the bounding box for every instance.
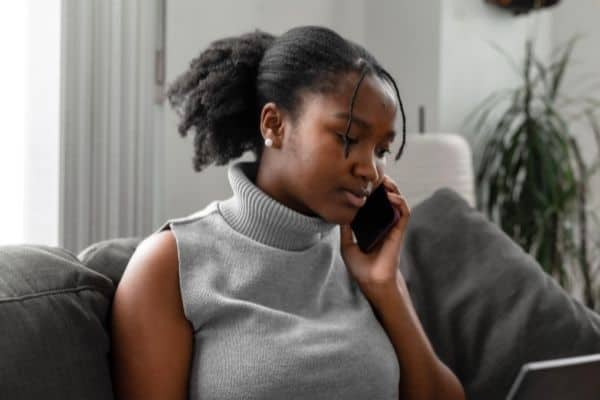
[485,0,561,15]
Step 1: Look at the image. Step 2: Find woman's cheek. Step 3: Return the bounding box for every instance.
[376,157,386,173]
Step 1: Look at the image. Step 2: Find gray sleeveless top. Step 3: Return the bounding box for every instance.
[155,160,400,399]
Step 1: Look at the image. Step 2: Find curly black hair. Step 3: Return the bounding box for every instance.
[166,25,406,172]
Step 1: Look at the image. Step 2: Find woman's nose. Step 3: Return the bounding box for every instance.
[353,150,380,185]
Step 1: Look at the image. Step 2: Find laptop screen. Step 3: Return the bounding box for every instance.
[506,353,600,400]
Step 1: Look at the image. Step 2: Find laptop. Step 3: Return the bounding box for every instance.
[506,353,600,400]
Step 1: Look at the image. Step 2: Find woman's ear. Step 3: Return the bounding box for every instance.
[260,102,285,148]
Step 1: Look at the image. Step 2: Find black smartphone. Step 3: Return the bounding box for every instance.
[350,183,400,253]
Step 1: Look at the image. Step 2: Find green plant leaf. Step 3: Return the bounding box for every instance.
[486,39,522,77]
[472,34,600,305]
[550,36,580,101]
[533,54,551,94]
[463,89,515,133]
[585,109,600,158]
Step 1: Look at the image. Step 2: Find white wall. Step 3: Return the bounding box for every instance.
[364,2,442,133]
[551,0,600,211]
[551,0,600,294]
[438,0,553,133]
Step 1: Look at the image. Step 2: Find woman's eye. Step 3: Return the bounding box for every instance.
[376,148,391,158]
[336,132,390,158]
[335,132,358,145]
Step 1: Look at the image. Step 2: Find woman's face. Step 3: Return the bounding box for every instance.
[257,71,398,225]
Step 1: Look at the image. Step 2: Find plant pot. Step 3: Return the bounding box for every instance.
[485,0,561,15]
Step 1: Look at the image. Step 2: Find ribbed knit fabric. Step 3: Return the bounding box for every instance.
[155,160,400,400]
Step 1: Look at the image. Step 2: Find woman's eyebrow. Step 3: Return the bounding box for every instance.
[333,112,396,141]
[334,111,371,129]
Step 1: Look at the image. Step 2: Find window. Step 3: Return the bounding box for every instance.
[0,1,61,246]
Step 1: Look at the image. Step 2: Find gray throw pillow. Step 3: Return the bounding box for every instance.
[0,245,115,400]
[78,237,143,287]
[399,188,600,399]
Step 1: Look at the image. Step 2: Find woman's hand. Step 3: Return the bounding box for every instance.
[339,175,411,305]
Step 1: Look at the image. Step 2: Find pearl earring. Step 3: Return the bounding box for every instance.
[264,138,273,147]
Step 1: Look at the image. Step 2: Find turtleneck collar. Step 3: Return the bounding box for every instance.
[218,160,338,251]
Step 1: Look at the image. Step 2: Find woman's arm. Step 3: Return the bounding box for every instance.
[339,175,465,400]
[369,277,465,400]
[111,231,193,399]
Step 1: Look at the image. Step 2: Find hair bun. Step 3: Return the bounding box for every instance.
[165,29,277,172]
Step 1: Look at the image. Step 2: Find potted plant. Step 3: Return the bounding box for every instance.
[464,36,600,311]
[485,0,561,15]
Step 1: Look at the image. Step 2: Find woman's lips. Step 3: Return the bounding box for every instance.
[341,189,367,208]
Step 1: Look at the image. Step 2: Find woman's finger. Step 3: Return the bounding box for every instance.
[387,192,410,212]
[387,192,411,216]
[382,175,400,194]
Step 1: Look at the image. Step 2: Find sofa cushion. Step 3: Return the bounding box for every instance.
[399,188,600,400]
[78,237,142,287]
[0,245,116,400]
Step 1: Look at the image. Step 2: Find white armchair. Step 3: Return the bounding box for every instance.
[387,133,476,208]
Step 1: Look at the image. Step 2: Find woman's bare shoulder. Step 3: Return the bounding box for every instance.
[120,229,182,313]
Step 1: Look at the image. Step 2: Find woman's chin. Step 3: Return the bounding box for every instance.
[321,207,357,225]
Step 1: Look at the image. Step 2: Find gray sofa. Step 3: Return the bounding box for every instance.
[1,188,599,400]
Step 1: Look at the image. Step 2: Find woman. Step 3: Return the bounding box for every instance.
[110,25,465,400]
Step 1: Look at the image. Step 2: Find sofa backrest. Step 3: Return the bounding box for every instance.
[78,237,143,287]
[0,245,117,399]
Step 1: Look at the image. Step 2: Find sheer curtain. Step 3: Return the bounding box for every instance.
[60,0,165,254]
